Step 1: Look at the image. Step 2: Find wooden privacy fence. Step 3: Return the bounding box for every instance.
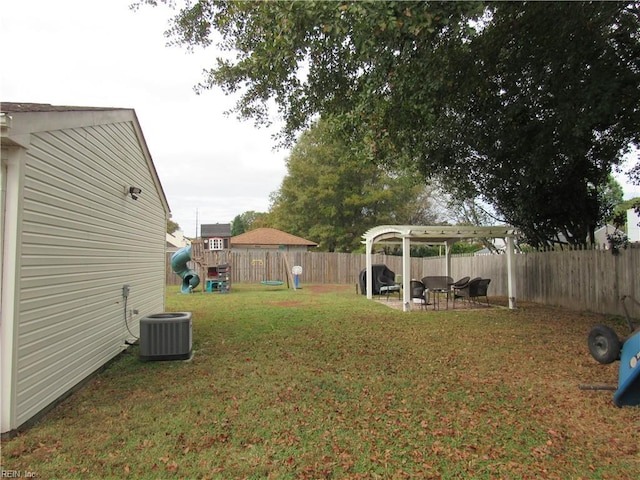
[166,246,640,318]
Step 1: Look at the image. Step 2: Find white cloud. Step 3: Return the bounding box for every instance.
[2,0,638,239]
[1,0,288,237]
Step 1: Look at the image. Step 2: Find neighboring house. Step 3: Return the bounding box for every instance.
[474,238,507,256]
[167,230,190,253]
[506,223,628,249]
[1,102,170,434]
[231,227,318,252]
[201,223,232,251]
[594,224,625,247]
[628,208,640,243]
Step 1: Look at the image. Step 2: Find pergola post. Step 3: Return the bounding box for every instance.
[365,237,373,300]
[402,235,411,311]
[506,236,517,309]
[445,241,452,278]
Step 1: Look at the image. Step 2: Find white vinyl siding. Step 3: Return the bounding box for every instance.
[629,209,640,242]
[15,120,166,427]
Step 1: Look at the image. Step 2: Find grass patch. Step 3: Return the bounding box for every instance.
[3,284,638,479]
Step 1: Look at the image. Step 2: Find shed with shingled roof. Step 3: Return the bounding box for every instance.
[231,228,317,252]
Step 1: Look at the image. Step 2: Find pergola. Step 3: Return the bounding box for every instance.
[363,225,519,312]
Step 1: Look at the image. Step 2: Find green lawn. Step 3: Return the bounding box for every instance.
[2,284,638,479]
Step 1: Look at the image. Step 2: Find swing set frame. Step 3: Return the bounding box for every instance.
[251,254,294,288]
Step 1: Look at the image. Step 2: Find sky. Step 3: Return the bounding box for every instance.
[2,1,639,239]
[0,0,289,238]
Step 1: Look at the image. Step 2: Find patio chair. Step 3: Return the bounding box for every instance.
[451,276,470,290]
[449,276,470,309]
[410,280,429,310]
[470,278,491,305]
[358,264,396,296]
[378,271,401,300]
[452,277,481,308]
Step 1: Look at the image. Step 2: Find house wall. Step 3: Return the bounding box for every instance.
[1,111,168,433]
[628,209,640,242]
[593,224,619,247]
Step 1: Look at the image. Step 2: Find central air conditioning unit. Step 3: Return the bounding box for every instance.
[139,312,192,361]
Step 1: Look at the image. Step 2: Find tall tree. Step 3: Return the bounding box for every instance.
[599,176,625,225]
[430,2,640,246]
[612,196,640,228]
[167,217,180,235]
[628,150,640,214]
[137,1,640,246]
[269,119,437,252]
[231,211,266,235]
[134,0,482,142]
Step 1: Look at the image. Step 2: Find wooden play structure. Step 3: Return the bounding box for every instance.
[189,239,232,293]
[176,240,299,291]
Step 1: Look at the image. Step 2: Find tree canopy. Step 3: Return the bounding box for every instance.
[167,217,180,234]
[429,2,640,246]
[139,0,640,247]
[268,119,438,252]
[231,211,266,235]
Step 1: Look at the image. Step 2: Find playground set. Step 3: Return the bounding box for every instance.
[171,241,302,293]
[170,241,231,294]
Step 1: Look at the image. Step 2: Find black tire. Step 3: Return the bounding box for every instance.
[588,325,621,364]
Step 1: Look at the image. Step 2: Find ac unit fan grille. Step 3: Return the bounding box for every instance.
[139,312,192,361]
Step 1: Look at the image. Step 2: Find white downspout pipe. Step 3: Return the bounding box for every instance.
[445,241,452,278]
[402,236,411,311]
[1,146,25,433]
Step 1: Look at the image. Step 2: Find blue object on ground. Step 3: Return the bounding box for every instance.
[171,245,200,294]
[613,329,640,407]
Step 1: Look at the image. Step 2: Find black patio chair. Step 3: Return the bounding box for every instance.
[449,276,470,308]
[379,272,401,300]
[410,280,429,310]
[452,277,481,308]
[470,278,491,306]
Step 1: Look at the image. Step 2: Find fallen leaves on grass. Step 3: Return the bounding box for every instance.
[3,285,638,479]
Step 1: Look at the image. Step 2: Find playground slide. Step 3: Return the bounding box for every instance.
[171,245,200,294]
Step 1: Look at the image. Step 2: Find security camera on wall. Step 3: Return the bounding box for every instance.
[128,186,142,200]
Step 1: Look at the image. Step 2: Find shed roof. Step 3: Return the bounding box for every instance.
[201,224,232,237]
[231,228,318,247]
